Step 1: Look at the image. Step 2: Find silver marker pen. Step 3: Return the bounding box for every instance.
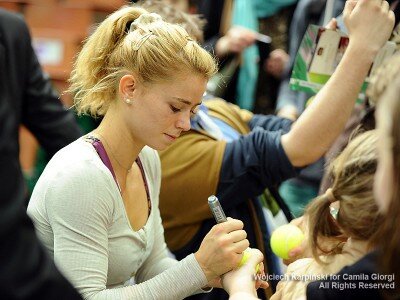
[235,26,271,44]
[208,195,227,223]
[255,33,272,44]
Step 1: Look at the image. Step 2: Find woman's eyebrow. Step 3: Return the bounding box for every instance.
[173,97,202,106]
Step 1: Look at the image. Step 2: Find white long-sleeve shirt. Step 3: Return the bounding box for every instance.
[27,138,208,299]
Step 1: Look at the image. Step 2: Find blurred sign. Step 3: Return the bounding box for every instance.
[32,38,64,66]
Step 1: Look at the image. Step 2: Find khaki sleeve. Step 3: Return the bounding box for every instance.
[158,132,226,250]
[228,102,254,124]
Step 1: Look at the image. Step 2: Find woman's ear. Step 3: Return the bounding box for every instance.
[119,74,136,102]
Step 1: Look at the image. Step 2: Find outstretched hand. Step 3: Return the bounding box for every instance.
[344,0,395,56]
[222,248,268,297]
[215,26,257,57]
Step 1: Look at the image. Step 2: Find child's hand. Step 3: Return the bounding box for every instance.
[282,217,307,265]
[222,248,268,297]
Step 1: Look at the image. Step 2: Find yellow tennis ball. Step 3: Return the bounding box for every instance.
[238,249,260,273]
[270,224,304,260]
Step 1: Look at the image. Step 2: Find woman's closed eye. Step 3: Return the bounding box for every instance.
[170,105,181,113]
[170,104,199,116]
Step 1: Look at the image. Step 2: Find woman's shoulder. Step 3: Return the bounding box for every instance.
[29,139,117,222]
[48,138,103,170]
[38,138,115,191]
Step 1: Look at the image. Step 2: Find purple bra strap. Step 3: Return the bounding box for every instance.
[85,136,152,215]
[86,136,119,189]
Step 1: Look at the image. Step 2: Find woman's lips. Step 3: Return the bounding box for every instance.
[164,133,177,141]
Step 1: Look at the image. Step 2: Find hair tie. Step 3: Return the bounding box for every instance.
[325,188,339,220]
[325,188,336,203]
[125,20,133,34]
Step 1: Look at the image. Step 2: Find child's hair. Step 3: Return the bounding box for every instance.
[69,5,217,117]
[305,130,382,264]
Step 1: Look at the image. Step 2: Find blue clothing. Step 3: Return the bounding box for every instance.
[232,0,259,110]
[211,117,240,142]
[279,179,319,217]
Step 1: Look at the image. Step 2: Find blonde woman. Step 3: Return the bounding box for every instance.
[27,6,266,299]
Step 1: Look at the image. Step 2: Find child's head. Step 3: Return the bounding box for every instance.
[305,130,381,263]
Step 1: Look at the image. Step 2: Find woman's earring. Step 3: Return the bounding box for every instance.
[125,98,133,105]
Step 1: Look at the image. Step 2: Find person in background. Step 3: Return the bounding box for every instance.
[155,1,394,300]
[223,2,398,297]
[274,0,345,218]
[276,0,400,218]
[318,0,400,194]
[27,5,269,299]
[272,130,382,300]
[0,8,82,300]
[306,48,400,300]
[198,0,297,111]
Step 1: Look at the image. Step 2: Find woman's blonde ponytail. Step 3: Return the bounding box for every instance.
[69,6,147,116]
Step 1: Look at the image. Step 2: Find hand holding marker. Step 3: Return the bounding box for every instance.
[235,25,272,44]
[255,32,271,44]
[208,195,260,272]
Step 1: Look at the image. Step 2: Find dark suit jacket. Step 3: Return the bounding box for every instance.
[0,9,82,299]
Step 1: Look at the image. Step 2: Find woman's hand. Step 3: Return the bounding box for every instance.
[215,27,257,58]
[344,0,395,58]
[195,218,249,282]
[222,248,268,297]
[265,49,289,79]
